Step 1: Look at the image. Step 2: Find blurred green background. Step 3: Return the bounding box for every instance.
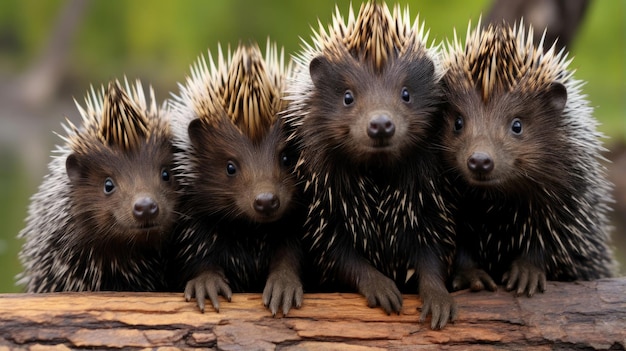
[0,0,624,292]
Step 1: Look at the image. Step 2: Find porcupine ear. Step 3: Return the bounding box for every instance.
[309,56,333,88]
[187,118,207,148]
[66,153,85,183]
[546,82,567,114]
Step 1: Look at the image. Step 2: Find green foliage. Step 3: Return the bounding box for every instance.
[0,154,28,293]
[573,0,626,142]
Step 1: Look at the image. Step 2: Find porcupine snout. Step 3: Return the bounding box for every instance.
[133,196,159,221]
[254,192,280,216]
[367,113,396,139]
[467,152,494,174]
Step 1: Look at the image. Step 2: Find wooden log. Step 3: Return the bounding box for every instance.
[0,278,624,350]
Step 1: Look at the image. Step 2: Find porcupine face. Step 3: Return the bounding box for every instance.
[305,51,438,166]
[441,80,568,192]
[188,116,296,224]
[65,134,178,244]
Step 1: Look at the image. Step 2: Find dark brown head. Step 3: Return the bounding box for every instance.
[441,80,567,191]
[172,42,295,223]
[66,80,178,244]
[187,116,296,223]
[288,2,441,168]
[305,50,439,167]
[441,22,572,192]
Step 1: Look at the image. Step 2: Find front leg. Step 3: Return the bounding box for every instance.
[184,265,232,313]
[338,252,403,315]
[451,247,497,292]
[262,241,303,316]
[502,255,546,297]
[418,251,458,330]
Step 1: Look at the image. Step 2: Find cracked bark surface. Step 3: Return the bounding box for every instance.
[0,278,624,350]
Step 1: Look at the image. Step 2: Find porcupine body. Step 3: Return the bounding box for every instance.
[440,21,617,296]
[168,42,303,315]
[284,2,457,329]
[17,79,179,292]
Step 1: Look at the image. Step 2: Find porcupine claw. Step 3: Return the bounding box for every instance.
[184,268,232,313]
[419,283,458,330]
[503,257,547,297]
[262,266,303,316]
[417,260,458,330]
[357,268,403,315]
[452,267,498,292]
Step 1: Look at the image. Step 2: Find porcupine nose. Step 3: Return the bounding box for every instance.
[367,114,395,139]
[133,196,159,220]
[467,152,494,174]
[254,192,280,215]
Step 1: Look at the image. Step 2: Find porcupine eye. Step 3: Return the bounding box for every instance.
[453,116,464,132]
[161,168,171,182]
[343,90,354,106]
[511,118,523,135]
[103,177,116,195]
[280,152,292,168]
[226,161,237,176]
[401,87,410,102]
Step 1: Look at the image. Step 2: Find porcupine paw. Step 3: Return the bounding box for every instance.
[419,287,458,330]
[357,271,403,315]
[502,257,546,297]
[262,267,303,316]
[451,267,497,292]
[184,269,232,313]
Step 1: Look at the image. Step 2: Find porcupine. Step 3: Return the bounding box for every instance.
[17,79,179,292]
[283,2,457,329]
[440,20,617,296]
[168,41,303,316]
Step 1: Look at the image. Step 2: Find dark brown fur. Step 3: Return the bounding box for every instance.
[18,80,178,292]
[169,112,303,315]
[168,42,303,316]
[441,81,571,193]
[303,54,436,167]
[184,117,295,224]
[285,2,457,329]
[66,132,178,249]
[441,23,616,296]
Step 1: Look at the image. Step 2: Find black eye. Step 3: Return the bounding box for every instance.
[343,90,354,106]
[161,168,171,182]
[104,177,115,195]
[401,87,410,102]
[453,116,464,132]
[511,118,522,135]
[280,152,292,168]
[226,161,237,176]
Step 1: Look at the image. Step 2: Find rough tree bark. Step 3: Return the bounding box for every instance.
[0,278,624,350]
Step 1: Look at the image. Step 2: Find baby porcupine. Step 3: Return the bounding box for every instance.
[168,41,303,316]
[440,21,617,296]
[284,2,457,329]
[18,79,179,292]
